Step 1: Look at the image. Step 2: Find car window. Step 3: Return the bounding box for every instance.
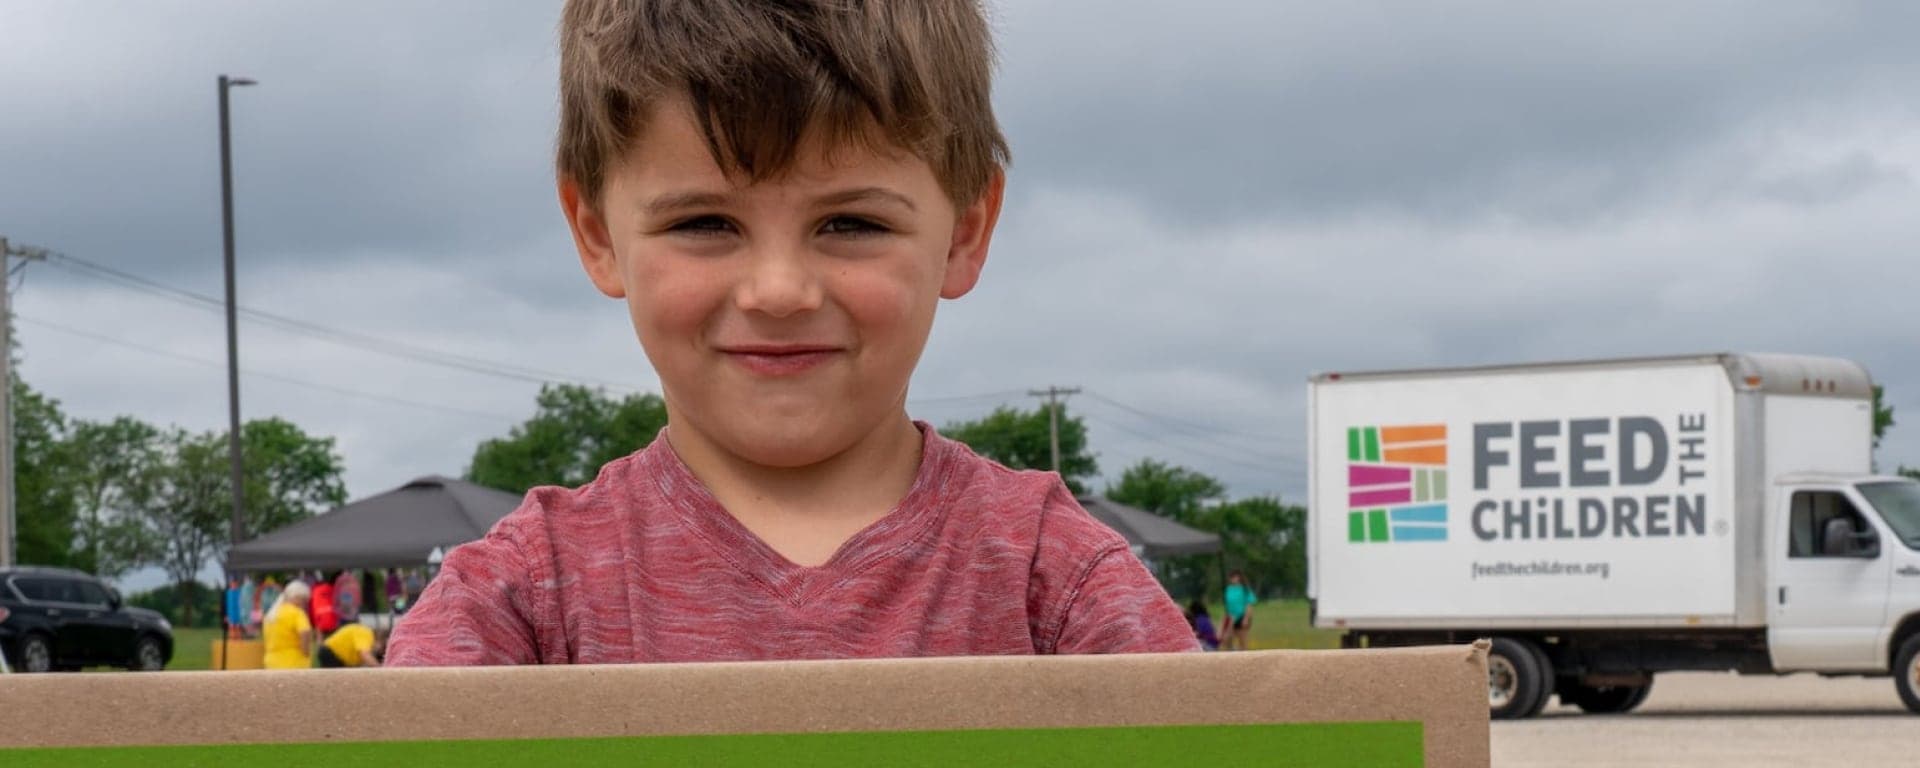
[74,581,113,607]
[12,576,54,601]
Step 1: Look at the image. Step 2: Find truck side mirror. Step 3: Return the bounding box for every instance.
[1850,530,1880,559]
[1821,518,1878,558]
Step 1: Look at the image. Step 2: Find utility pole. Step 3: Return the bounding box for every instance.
[218,74,256,552]
[1,238,51,568]
[1027,386,1081,473]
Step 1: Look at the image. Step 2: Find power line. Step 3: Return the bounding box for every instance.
[1082,389,1289,449]
[1076,393,1304,469]
[1076,408,1296,476]
[18,315,520,422]
[43,252,642,392]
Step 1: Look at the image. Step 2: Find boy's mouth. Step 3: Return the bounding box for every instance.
[716,344,843,377]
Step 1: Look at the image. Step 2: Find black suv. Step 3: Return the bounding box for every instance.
[0,566,174,673]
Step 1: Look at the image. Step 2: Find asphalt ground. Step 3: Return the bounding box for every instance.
[1492,671,1919,767]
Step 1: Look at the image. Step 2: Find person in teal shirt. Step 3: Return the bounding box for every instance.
[1223,570,1256,651]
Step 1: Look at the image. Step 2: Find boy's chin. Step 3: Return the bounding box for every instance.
[704,415,884,470]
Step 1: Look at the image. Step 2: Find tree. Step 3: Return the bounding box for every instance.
[63,416,164,578]
[130,419,346,626]
[941,404,1099,494]
[1200,496,1308,600]
[1902,467,1920,481]
[1106,459,1227,599]
[1874,385,1894,452]
[131,428,228,627]
[1105,458,1226,522]
[11,376,82,568]
[237,417,348,539]
[467,384,669,493]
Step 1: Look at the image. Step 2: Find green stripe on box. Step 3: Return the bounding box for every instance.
[1364,428,1381,462]
[1368,509,1389,542]
[1414,469,1429,502]
[0,722,1425,768]
[1433,470,1446,500]
[1348,511,1365,542]
[1347,428,1361,461]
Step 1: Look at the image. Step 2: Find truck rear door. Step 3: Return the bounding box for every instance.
[1767,485,1892,671]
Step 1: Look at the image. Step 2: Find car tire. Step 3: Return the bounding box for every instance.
[1488,637,1546,720]
[16,633,54,674]
[130,635,167,672]
[1894,634,1920,716]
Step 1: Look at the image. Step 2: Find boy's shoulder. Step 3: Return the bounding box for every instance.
[928,430,1133,560]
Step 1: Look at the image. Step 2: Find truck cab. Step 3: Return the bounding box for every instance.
[1767,476,1920,675]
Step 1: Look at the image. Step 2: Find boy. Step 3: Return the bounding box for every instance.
[386,0,1194,666]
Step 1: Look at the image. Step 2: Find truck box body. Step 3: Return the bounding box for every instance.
[1309,354,1874,630]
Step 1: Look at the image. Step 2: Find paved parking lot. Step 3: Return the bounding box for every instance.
[1493,672,1919,767]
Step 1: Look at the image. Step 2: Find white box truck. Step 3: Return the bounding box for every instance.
[1307,353,1920,719]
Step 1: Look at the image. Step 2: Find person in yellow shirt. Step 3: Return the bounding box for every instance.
[261,580,314,670]
[317,620,384,668]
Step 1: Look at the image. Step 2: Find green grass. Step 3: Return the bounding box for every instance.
[169,627,219,671]
[1204,599,1343,651]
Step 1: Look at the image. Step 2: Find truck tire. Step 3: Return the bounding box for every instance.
[1895,634,1920,715]
[1565,678,1655,715]
[1488,638,1547,720]
[1521,641,1555,717]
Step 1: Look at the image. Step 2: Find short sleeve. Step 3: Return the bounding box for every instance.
[1051,546,1200,654]
[386,517,545,666]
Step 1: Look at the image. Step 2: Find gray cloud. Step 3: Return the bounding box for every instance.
[7,0,1920,559]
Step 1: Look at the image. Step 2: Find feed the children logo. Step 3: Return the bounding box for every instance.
[1345,424,1449,543]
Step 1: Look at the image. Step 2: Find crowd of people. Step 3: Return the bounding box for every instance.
[225,569,426,670]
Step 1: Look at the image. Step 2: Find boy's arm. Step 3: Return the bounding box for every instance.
[1050,545,1201,654]
[385,521,545,666]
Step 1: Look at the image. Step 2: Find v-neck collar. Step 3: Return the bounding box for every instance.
[637,421,955,605]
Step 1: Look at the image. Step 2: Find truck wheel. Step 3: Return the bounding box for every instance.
[1488,638,1546,720]
[1566,678,1655,714]
[1895,635,1920,715]
[1521,642,1556,717]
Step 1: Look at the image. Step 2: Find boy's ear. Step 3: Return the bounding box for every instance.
[559,175,626,299]
[940,170,1005,300]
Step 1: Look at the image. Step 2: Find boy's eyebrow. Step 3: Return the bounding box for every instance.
[642,190,732,217]
[814,186,917,212]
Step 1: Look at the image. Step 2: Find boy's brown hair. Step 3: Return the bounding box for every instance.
[558,0,1011,208]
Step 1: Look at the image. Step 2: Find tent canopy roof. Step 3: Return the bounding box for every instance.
[226,475,522,572]
[1077,495,1221,558]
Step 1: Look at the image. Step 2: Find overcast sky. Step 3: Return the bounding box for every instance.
[6,1,1919,584]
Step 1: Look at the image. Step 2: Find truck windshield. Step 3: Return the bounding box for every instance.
[1857,480,1920,549]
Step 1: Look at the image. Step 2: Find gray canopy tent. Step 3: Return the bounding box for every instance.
[225,475,521,573]
[1077,495,1221,558]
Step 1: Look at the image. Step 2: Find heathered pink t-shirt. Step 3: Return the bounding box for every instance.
[386,424,1196,665]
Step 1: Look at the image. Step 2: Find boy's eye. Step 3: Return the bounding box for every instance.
[819,216,888,236]
[667,215,735,235]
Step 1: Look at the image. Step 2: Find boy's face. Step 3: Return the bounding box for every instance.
[561,97,1003,469]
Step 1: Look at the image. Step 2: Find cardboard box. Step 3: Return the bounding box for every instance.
[0,643,1488,766]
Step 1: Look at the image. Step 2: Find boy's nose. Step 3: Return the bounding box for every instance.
[733,245,824,317]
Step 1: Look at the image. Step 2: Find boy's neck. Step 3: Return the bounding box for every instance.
[663,412,926,567]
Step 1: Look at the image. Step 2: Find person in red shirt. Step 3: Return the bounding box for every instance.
[385,0,1194,666]
[310,577,339,635]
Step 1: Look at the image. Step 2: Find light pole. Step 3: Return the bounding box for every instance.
[218,74,254,552]
[218,74,254,670]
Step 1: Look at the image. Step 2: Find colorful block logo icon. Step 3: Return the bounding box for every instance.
[1346,424,1448,543]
